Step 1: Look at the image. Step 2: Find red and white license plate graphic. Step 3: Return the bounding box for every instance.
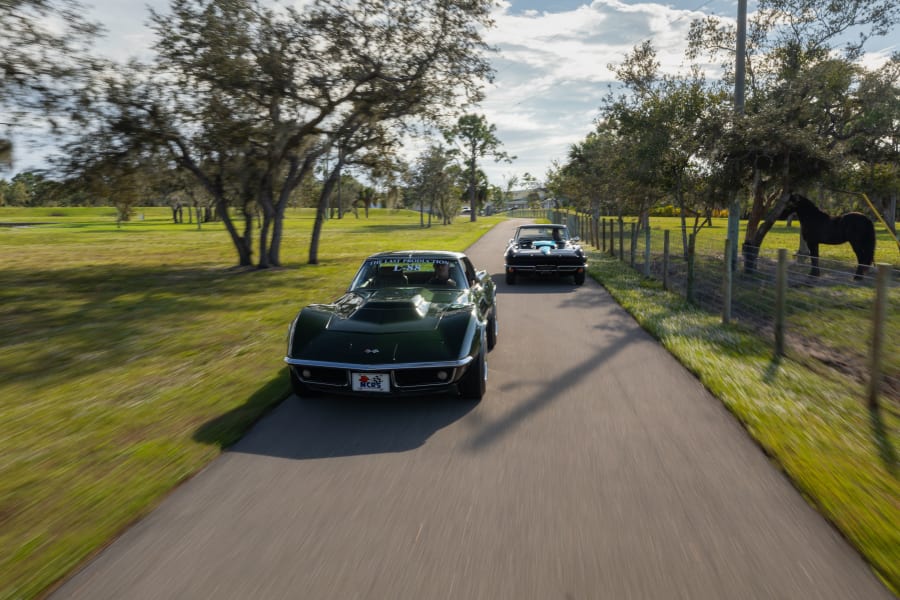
[351,372,390,392]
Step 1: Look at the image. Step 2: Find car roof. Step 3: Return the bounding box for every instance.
[365,250,466,261]
[517,224,566,230]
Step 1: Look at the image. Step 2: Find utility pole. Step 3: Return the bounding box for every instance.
[727,0,747,272]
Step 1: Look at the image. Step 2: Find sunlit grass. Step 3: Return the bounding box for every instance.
[0,207,501,599]
[645,215,899,266]
[586,250,900,594]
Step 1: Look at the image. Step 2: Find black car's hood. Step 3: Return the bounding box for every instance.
[288,288,477,364]
[311,288,472,334]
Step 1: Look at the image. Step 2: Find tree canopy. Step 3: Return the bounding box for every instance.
[0,0,101,171]
[55,0,497,267]
[443,113,512,221]
[550,0,900,258]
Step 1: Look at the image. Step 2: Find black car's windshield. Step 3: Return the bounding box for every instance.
[351,258,466,291]
[515,226,569,243]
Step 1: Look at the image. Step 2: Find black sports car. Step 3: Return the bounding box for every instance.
[285,251,497,400]
[504,224,587,285]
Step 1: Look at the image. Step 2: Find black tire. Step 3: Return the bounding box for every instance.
[289,366,311,397]
[486,307,498,351]
[458,347,486,400]
[574,270,585,285]
[505,270,516,285]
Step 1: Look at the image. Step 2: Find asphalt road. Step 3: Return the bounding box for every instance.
[52,219,891,599]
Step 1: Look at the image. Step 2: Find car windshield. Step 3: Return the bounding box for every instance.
[516,226,568,242]
[350,258,466,291]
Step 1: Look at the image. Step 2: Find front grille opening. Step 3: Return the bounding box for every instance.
[394,368,457,388]
[294,366,348,387]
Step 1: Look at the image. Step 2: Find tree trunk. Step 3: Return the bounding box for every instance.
[217,197,252,266]
[258,211,272,269]
[309,163,342,265]
[469,154,477,222]
[265,154,310,268]
[268,208,284,267]
[888,193,897,234]
[742,159,786,274]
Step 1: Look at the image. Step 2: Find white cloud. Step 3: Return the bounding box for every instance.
[478,0,706,184]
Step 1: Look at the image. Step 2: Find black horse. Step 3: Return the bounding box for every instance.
[780,193,875,280]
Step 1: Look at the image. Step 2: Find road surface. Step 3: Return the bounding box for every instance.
[52,218,891,599]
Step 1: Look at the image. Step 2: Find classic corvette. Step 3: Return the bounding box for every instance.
[504,224,587,285]
[285,251,497,400]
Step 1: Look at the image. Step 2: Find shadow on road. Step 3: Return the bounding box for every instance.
[195,378,478,460]
[491,272,582,294]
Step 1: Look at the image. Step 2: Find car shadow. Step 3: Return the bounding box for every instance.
[195,379,479,460]
[491,271,582,294]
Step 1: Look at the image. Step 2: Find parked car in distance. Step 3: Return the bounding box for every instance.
[504,224,587,285]
[285,251,498,400]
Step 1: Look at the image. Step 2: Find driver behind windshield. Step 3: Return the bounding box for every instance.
[428,261,457,287]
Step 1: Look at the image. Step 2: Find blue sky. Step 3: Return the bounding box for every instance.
[8,0,899,189]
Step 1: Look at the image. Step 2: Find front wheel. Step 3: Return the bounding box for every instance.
[458,348,486,400]
[486,308,498,351]
[574,270,585,285]
[505,270,516,285]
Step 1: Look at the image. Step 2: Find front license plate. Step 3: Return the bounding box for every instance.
[351,372,391,392]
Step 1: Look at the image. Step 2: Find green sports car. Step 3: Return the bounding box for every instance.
[285,251,498,400]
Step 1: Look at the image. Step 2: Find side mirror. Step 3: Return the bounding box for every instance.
[572,236,581,242]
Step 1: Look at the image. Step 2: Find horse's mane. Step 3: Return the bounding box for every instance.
[789,193,826,216]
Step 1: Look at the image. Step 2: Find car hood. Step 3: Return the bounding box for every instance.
[288,288,476,364]
[318,288,471,333]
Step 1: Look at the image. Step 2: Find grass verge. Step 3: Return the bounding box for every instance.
[585,249,900,594]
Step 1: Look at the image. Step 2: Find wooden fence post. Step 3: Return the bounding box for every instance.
[629,222,637,268]
[723,238,732,324]
[663,230,670,291]
[686,233,696,304]
[644,224,651,277]
[612,220,617,256]
[774,248,787,356]
[618,220,624,261]
[867,263,890,408]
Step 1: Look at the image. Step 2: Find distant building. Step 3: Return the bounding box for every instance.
[501,188,553,211]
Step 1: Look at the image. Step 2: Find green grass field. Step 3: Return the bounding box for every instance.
[644,216,900,384]
[0,207,897,597]
[597,215,900,265]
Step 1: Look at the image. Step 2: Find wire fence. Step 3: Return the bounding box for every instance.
[509,208,899,405]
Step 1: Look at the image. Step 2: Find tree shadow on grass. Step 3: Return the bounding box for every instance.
[345,223,435,234]
[0,264,299,385]
[193,367,479,460]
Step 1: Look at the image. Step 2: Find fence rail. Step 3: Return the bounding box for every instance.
[508,208,899,405]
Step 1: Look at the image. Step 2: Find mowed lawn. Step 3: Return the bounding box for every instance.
[0,207,502,599]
